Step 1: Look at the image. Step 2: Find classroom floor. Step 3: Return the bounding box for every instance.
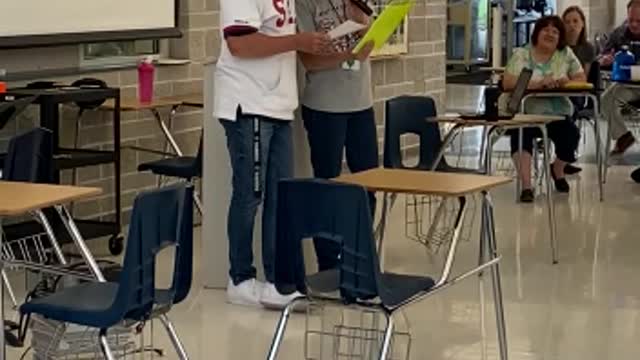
[6,162,640,360]
[7,85,640,359]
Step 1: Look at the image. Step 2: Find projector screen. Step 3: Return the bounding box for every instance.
[0,0,180,48]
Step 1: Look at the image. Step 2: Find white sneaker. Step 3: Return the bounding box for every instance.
[260,283,305,310]
[227,278,264,307]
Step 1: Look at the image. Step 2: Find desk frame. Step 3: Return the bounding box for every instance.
[327,170,510,360]
[521,91,604,201]
[432,117,560,264]
[0,185,107,360]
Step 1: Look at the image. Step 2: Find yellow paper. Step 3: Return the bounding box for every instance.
[353,0,415,53]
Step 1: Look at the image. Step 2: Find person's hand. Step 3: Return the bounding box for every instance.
[354,41,375,61]
[599,52,614,67]
[347,1,371,26]
[556,76,570,87]
[540,76,560,89]
[296,32,333,55]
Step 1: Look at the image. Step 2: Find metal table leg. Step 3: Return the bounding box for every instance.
[481,191,508,360]
[0,218,5,360]
[539,126,558,264]
[151,107,184,157]
[589,94,604,201]
[55,205,105,281]
[432,124,464,170]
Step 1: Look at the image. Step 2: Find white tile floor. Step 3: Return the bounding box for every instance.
[7,161,640,359]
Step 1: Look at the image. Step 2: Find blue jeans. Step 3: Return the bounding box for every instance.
[302,106,379,271]
[220,113,293,285]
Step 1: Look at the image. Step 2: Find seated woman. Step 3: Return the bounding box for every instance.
[562,5,597,175]
[502,15,586,203]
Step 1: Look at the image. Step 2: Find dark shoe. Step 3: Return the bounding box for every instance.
[631,167,640,183]
[611,132,635,155]
[550,164,570,193]
[564,164,582,175]
[520,189,535,203]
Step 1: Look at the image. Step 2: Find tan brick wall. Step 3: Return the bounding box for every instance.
[1,0,447,222]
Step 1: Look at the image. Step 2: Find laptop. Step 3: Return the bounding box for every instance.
[459,68,533,121]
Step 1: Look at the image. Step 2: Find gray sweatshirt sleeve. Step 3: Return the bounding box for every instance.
[604,26,627,53]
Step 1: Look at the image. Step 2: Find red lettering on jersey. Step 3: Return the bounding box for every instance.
[274,0,286,27]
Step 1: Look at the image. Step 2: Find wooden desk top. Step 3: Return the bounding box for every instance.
[430,113,564,126]
[334,168,511,197]
[101,94,203,111]
[0,182,101,216]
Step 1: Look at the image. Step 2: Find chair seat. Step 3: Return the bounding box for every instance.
[138,156,199,179]
[20,282,120,329]
[306,269,435,309]
[378,273,435,308]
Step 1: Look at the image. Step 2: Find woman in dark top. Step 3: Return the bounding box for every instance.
[563,6,596,74]
[562,5,596,175]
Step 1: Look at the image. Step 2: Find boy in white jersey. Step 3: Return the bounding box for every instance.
[215,0,331,308]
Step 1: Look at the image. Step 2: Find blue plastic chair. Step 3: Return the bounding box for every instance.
[20,184,194,360]
[137,132,203,215]
[267,179,503,360]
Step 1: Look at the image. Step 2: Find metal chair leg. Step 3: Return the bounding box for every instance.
[378,312,395,360]
[99,331,116,360]
[1,271,16,308]
[267,298,303,360]
[193,191,203,216]
[540,126,558,264]
[159,314,189,360]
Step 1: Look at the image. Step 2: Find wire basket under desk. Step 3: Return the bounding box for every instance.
[305,302,411,360]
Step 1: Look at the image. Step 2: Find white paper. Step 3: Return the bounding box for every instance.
[328,20,367,40]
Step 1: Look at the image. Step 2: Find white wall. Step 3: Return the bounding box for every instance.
[617,0,628,25]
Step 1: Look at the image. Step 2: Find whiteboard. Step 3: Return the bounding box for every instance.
[0,0,178,48]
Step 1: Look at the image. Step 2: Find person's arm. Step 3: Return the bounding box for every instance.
[226,32,331,58]
[296,0,373,71]
[600,27,623,66]
[502,48,529,90]
[221,0,331,59]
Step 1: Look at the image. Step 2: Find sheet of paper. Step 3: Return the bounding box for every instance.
[328,20,367,40]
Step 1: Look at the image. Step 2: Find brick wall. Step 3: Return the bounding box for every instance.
[1,0,447,223]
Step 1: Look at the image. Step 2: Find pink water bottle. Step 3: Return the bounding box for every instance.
[138,57,155,103]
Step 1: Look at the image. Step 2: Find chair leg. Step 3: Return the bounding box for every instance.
[193,191,203,216]
[159,313,189,360]
[2,270,16,308]
[99,331,116,360]
[266,298,302,360]
[378,312,395,360]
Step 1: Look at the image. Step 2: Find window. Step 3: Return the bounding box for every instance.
[80,40,166,67]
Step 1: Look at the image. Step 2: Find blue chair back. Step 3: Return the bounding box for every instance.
[3,127,54,183]
[383,96,447,171]
[274,179,380,303]
[112,184,193,322]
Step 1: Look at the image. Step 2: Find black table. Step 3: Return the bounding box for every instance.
[0,87,123,255]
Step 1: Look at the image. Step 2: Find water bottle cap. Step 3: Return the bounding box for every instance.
[622,45,630,50]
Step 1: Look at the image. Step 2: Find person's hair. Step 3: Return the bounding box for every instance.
[629,0,640,10]
[562,6,588,45]
[531,15,566,50]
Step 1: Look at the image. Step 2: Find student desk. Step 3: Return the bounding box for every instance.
[429,114,563,264]
[101,94,203,158]
[0,181,104,360]
[521,88,605,201]
[335,168,511,360]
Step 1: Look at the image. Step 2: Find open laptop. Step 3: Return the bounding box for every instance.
[459,68,533,121]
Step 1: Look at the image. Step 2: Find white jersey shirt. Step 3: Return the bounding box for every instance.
[214,0,298,121]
